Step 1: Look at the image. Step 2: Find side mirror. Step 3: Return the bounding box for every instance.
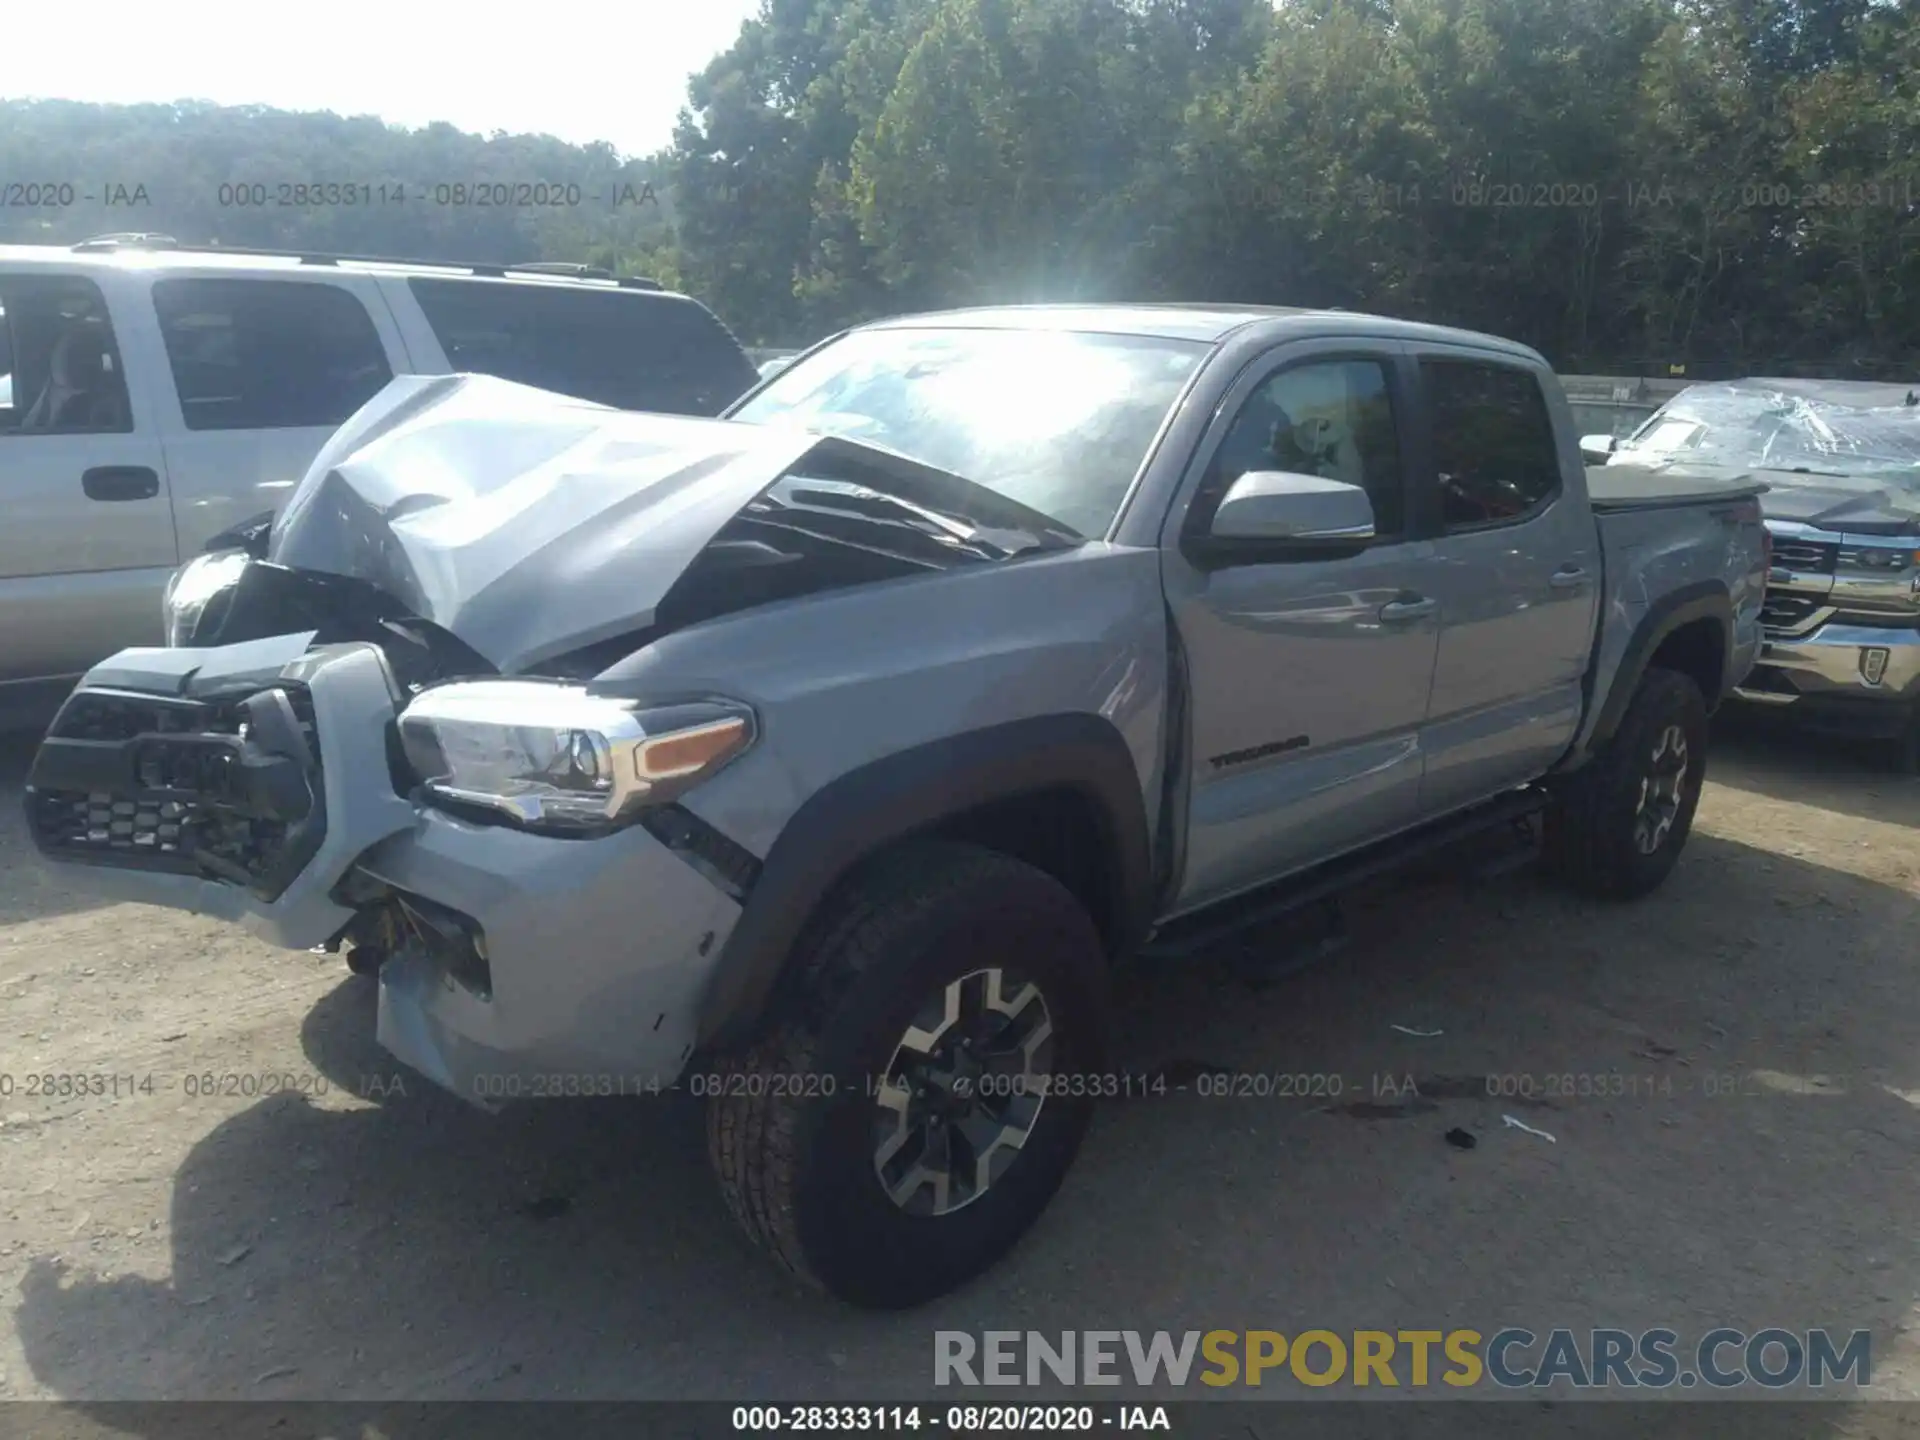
[1209,471,1376,544]
[1579,434,1618,465]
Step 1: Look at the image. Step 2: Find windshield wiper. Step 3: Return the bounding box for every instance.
[777,482,1067,561]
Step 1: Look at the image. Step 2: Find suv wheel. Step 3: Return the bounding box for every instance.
[1546,667,1709,900]
[707,841,1110,1308]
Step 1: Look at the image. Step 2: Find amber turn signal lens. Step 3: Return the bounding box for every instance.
[637,717,752,781]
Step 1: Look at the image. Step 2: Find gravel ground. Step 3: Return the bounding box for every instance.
[1,718,1918,1437]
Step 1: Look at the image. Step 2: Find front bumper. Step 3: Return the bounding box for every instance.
[357,803,743,1104]
[1730,620,1920,737]
[25,637,747,1105]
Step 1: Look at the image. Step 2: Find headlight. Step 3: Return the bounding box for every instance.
[162,550,252,647]
[396,681,755,834]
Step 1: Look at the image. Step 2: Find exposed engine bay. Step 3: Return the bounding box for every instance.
[166,373,1081,686]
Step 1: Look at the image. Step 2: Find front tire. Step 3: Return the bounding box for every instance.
[706,841,1111,1308]
[1546,667,1709,900]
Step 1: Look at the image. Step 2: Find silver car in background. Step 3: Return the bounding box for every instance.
[1595,378,1920,770]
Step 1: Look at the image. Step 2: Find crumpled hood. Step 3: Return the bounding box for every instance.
[269,373,827,673]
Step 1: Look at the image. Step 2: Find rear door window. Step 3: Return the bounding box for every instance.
[407,278,758,416]
[0,274,134,436]
[1420,360,1563,530]
[152,278,393,431]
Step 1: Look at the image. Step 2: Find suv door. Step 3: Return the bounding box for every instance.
[0,267,177,691]
[145,273,406,556]
[1411,350,1600,815]
[1162,341,1441,912]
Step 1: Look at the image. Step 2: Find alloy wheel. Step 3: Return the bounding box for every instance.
[872,967,1054,1217]
[1633,723,1690,856]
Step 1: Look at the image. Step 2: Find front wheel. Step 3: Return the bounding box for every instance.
[1546,667,1709,900]
[706,841,1111,1308]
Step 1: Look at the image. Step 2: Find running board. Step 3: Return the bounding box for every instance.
[1142,788,1550,961]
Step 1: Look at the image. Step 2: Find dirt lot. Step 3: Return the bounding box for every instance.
[1,718,1919,1431]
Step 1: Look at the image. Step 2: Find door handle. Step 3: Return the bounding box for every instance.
[1378,595,1436,623]
[83,465,160,502]
[1550,566,1590,590]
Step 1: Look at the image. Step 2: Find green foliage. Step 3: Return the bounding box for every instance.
[668,0,1920,367]
[13,0,1920,369]
[0,99,676,280]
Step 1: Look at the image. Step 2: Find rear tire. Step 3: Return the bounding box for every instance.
[1546,667,1709,900]
[706,841,1111,1308]
[1886,708,1920,777]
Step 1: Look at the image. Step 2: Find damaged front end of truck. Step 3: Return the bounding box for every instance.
[22,372,1085,1101]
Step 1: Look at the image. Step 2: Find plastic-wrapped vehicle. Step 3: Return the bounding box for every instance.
[1593,379,1920,769]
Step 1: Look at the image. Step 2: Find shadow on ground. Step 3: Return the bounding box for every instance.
[14,833,1920,1434]
[0,732,119,926]
[1708,712,1920,828]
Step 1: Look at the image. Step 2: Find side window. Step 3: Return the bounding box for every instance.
[152,279,392,431]
[1630,416,1706,456]
[406,278,759,416]
[0,274,134,437]
[1197,358,1405,537]
[1421,360,1561,530]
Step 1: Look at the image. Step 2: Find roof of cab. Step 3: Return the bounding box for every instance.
[857,301,1545,360]
[859,303,1314,342]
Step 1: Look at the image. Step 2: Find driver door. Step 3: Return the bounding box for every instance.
[1161,341,1442,913]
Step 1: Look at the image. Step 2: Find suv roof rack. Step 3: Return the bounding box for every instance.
[72,232,181,252]
[67,234,664,289]
[510,261,611,279]
[504,261,663,289]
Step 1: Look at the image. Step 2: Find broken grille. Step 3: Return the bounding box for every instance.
[26,686,323,899]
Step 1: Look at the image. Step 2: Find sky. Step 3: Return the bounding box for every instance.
[13,0,764,158]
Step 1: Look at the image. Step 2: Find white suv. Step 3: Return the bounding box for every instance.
[0,234,760,723]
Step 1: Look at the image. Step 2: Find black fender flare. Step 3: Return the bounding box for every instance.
[1588,579,1734,750]
[694,713,1155,1051]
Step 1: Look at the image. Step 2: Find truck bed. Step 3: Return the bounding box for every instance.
[1586,462,1769,512]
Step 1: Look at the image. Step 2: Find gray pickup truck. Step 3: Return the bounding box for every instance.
[24,305,1768,1308]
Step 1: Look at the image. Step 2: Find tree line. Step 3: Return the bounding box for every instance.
[0,99,681,287]
[6,0,1919,375]
[665,0,1920,371]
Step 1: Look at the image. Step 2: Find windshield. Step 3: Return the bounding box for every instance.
[728,327,1209,537]
[1619,383,1920,490]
